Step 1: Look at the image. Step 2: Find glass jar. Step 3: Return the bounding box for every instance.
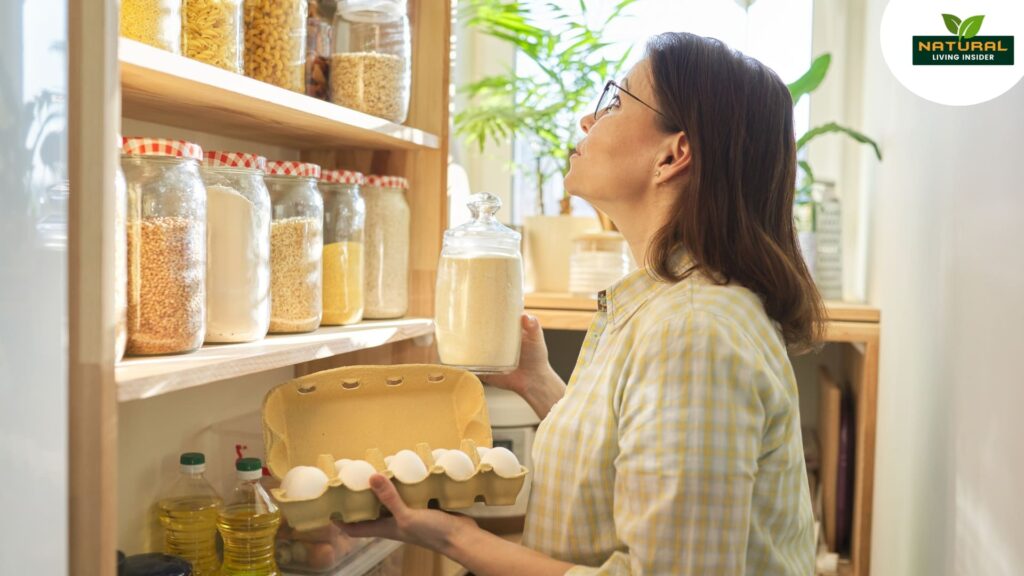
[331,0,411,123]
[183,0,244,73]
[121,0,182,54]
[244,0,308,92]
[114,145,128,362]
[435,193,523,373]
[122,138,207,356]
[306,0,333,99]
[201,152,272,343]
[320,170,366,326]
[568,231,634,297]
[265,161,324,333]
[362,175,409,319]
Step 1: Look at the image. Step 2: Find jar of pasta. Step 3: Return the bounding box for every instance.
[121,137,207,356]
[362,174,409,319]
[244,0,308,92]
[121,0,183,54]
[265,161,323,333]
[183,0,244,73]
[319,170,365,325]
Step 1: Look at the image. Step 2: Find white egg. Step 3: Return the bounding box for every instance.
[339,459,377,491]
[436,450,476,481]
[387,449,429,484]
[384,455,394,467]
[333,458,353,478]
[476,446,490,459]
[431,448,448,463]
[480,446,521,478]
[281,466,329,500]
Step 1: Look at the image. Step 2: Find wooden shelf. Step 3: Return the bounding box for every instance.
[119,38,440,151]
[116,319,434,402]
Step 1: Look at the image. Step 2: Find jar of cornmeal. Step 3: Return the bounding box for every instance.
[435,193,523,373]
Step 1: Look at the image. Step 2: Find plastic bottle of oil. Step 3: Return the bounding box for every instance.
[218,457,282,576]
[157,452,223,576]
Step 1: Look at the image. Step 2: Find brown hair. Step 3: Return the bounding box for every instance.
[644,32,824,352]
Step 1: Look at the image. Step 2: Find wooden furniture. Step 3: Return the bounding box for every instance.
[525,293,881,576]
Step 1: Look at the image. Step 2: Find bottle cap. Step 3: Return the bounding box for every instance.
[179,452,206,473]
[236,457,263,480]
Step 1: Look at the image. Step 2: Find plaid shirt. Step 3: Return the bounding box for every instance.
[522,262,814,575]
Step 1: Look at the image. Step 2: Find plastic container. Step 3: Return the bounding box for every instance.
[121,0,182,54]
[115,145,128,362]
[183,0,244,73]
[568,231,634,296]
[218,458,283,576]
[244,0,308,92]
[265,161,324,333]
[306,0,333,99]
[320,170,366,326]
[201,151,272,343]
[156,452,222,576]
[435,193,524,374]
[331,0,411,122]
[263,365,528,528]
[122,137,207,356]
[274,520,371,574]
[362,175,409,319]
[122,553,193,576]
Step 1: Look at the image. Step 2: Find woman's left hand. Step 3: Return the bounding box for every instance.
[339,473,478,554]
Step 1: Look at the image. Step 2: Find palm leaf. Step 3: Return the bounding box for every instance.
[797,122,882,160]
[788,54,831,105]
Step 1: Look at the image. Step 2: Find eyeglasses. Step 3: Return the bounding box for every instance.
[593,80,667,121]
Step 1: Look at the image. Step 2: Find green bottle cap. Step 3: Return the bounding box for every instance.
[180,452,205,466]
[236,457,262,472]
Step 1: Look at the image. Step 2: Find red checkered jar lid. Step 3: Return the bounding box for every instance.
[320,170,364,185]
[363,175,409,190]
[121,137,204,161]
[203,151,266,171]
[265,160,322,179]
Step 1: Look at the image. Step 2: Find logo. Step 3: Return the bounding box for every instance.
[912,13,1014,65]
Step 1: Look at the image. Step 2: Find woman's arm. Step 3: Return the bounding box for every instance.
[483,314,566,419]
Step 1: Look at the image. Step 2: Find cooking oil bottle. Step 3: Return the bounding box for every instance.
[157,452,223,576]
[218,457,282,576]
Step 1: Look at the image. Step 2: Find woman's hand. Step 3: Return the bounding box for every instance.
[482,314,567,419]
[339,474,478,555]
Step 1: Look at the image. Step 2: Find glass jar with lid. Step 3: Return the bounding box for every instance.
[320,169,366,326]
[183,0,244,73]
[435,193,524,373]
[331,0,411,123]
[265,161,324,333]
[200,151,272,343]
[121,0,183,54]
[114,139,128,362]
[362,174,409,319]
[122,137,207,356]
[244,0,308,92]
[306,0,333,99]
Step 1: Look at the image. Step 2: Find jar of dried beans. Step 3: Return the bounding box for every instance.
[331,0,411,123]
[183,0,244,73]
[362,174,409,319]
[319,170,365,326]
[121,137,207,356]
[244,0,308,92]
[200,151,272,343]
[121,0,183,54]
[265,161,324,333]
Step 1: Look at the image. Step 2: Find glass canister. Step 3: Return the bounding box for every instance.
[183,0,244,73]
[306,0,333,99]
[122,137,207,356]
[114,141,128,363]
[244,0,308,92]
[331,0,411,123]
[121,0,182,54]
[436,193,523,373]
[265,161,324,333]
[362,174,409,319]
[320,170,366,326]
[201,151,272,343]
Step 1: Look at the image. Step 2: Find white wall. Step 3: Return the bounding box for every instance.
[857,0,1024,573]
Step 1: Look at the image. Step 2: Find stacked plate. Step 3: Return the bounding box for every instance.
[568,232,634,296]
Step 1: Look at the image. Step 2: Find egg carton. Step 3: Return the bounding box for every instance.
[262,364,529,530]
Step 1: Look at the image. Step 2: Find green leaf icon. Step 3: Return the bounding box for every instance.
[959,15,985,39]
[942,13,962,35]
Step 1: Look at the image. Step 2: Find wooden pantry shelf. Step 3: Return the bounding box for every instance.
[119,38,439,151]
[116,319,434,402]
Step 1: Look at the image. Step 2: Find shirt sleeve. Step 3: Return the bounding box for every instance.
[567,310,768,575]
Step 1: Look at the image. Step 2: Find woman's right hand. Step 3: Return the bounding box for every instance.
[482,314,553,398]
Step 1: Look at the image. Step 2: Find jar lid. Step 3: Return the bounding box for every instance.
[265,160,322,179]
[339,0,407,21]
[321,169,364,185]
[204,150,266,171]
[364,174,408,189]
[441,193,521,257]
[122,137,204,161]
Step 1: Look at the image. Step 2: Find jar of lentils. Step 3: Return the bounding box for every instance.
[265,161,324,333]
[121,137,207,355]
[320,170,365,325]
[121,0,183,54]
[362,174,409,319]
[244,0,308,92]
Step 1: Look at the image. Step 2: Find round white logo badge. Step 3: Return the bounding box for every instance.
[881,0,1024,106]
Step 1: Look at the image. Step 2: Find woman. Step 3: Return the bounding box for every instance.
[343,32,823,575]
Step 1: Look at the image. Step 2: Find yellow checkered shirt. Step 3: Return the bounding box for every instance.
[522,264,815,575]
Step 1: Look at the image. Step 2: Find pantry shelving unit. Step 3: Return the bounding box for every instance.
[70,1,453,574]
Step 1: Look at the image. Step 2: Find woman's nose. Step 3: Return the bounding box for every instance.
[579,113,594,134]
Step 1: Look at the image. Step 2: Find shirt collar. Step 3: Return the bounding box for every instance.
[598,249,696,327]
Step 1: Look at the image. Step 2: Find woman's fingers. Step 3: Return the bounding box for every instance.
[340,516,398,539]
[369,473,408,517]
[340,475,407,539]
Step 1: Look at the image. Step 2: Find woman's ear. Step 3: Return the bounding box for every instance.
[654,131,691,184]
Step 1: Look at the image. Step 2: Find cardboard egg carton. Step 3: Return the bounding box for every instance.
[262,364,528,529]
